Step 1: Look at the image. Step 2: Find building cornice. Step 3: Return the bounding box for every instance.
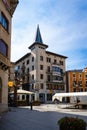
[46,51,68,59]
[2,0,19,16]
[15,53,31,64]
[28,42,48,49]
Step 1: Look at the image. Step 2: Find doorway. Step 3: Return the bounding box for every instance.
[39,93,45,103]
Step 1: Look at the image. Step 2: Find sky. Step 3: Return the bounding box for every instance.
[11,0,87,70]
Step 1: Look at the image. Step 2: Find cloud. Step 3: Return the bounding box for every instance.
[11,0,87,70]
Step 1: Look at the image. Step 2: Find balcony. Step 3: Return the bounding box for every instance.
[52,62,60,66]
[0,53,10,70]
[46,82,65,90]
[46,80,64,84]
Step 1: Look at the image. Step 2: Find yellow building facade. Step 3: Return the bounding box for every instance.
[0,0,18,113]
[66,68,87,93]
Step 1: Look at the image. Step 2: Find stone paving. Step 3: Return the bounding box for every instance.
[0,104,87,130]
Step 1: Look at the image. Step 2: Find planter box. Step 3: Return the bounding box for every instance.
[58,117,86,130]
[59,125,86,130]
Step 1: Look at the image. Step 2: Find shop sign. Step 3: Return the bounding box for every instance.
[8,81,14,87]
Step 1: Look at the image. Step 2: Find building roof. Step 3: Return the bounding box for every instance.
[66,69,83,72]
[46,51,67,59]
[15,50,67,64]
[35,25,43,44]
[29,25,48,49]
[10,0,19,16]
[29,42,48,49]
[15,53,31,64]
[2,0,19,16]
[66,68,87,73]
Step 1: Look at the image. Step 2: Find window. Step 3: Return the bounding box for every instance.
[32,57,34,62]
[47,66,50,72]
[85,88,87,92]
[47,57,51,63]
[47,75,50,81]
[32,75,34,80]
[40,65,43,70]
[32,84,34,89]
[85,81,87,87]
[54,59,57,63]
[18,65,20,69]
[73,88,76,92]
[26,60,29,64]
[40,56,43,61]
[73,74,76,77]
[27,68,29,73]
[0,39,8,56]
[85,74,87,78]
[52,66,61,72]
[17,95,20,100]
[22,76,25,82]
[23,62,25,65]
[79,74,82,78]
[32,66,34,70]
[0,12,8,31]
[27,76,29,82]
[59,60,63,65]
[40,74,43,79]
[78,81,82,86]
[22,95,25,100]
[80,88,83,92]
[22,62,25,74]
[47,94,52,101]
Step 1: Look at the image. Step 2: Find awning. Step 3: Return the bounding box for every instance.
[53,92,87,97]
[9,89,34,94]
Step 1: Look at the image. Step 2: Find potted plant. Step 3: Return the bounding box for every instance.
[57,116,86,130]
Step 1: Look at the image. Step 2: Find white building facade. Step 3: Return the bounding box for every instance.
[15,25,67,103]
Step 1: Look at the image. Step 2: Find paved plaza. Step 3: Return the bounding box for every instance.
[0,104,87,130]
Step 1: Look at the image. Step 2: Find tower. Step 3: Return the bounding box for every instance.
[15,25,67,103]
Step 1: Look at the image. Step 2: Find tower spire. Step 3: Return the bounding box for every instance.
[35,25,43,44]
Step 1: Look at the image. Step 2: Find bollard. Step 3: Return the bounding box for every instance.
[30,102,33,110]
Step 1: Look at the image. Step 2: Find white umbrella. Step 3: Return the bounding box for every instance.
[9,89,34,94]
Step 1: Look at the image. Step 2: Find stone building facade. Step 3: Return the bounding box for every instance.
[66,68,87,103]
[66,68,87,93]
[0,0,18,112]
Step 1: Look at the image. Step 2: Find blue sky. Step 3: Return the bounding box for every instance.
[11,0,87,70]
